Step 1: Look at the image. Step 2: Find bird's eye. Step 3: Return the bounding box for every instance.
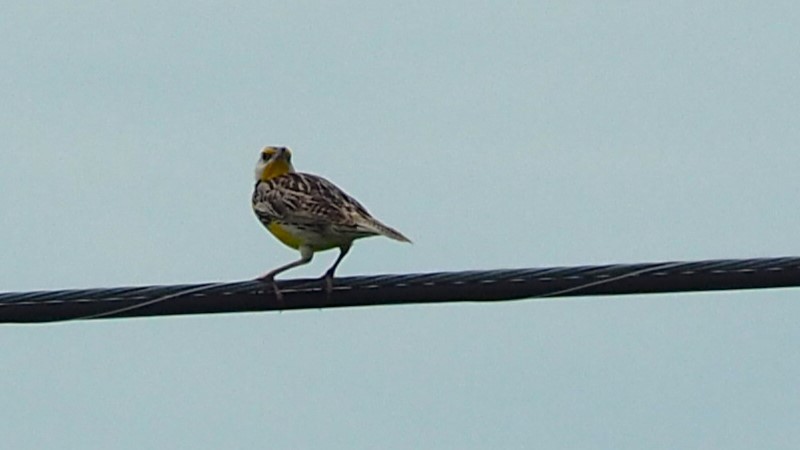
[261,153,271,162]
[286,154,291,163]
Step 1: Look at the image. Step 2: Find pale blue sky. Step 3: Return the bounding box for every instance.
[2,1,800,448]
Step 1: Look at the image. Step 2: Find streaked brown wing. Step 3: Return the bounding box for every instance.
[252,173,372,226]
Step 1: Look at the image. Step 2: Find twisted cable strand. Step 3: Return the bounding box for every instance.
[2,256,799,323]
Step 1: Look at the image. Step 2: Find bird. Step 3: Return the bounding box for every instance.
[252,146,411,300]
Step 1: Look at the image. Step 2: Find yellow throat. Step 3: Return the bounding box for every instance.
[256,146,295,181]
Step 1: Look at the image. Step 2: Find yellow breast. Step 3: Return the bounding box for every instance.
[267,222,304,249]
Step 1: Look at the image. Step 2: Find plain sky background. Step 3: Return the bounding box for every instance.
[2,1,800,448]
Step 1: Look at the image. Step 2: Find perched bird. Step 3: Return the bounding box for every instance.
[252,146,411,298]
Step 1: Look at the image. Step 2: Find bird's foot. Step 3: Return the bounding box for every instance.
[322,272,335,305]
[257,274,284,309]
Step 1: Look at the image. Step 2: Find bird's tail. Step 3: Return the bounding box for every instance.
[358,218,412,243]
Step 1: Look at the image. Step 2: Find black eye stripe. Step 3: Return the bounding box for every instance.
[261,149,290,163]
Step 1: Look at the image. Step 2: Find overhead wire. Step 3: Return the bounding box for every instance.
[1,256,799,324]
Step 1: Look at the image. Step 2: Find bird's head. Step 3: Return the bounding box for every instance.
[255,146,295,181]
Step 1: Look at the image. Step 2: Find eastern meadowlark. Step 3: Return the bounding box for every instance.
[252,146,411,298]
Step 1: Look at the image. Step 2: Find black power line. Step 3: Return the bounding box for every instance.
[2,256,800,324]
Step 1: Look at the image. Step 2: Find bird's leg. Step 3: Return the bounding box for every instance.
[257,246,314,307]
[321,243,351,300]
